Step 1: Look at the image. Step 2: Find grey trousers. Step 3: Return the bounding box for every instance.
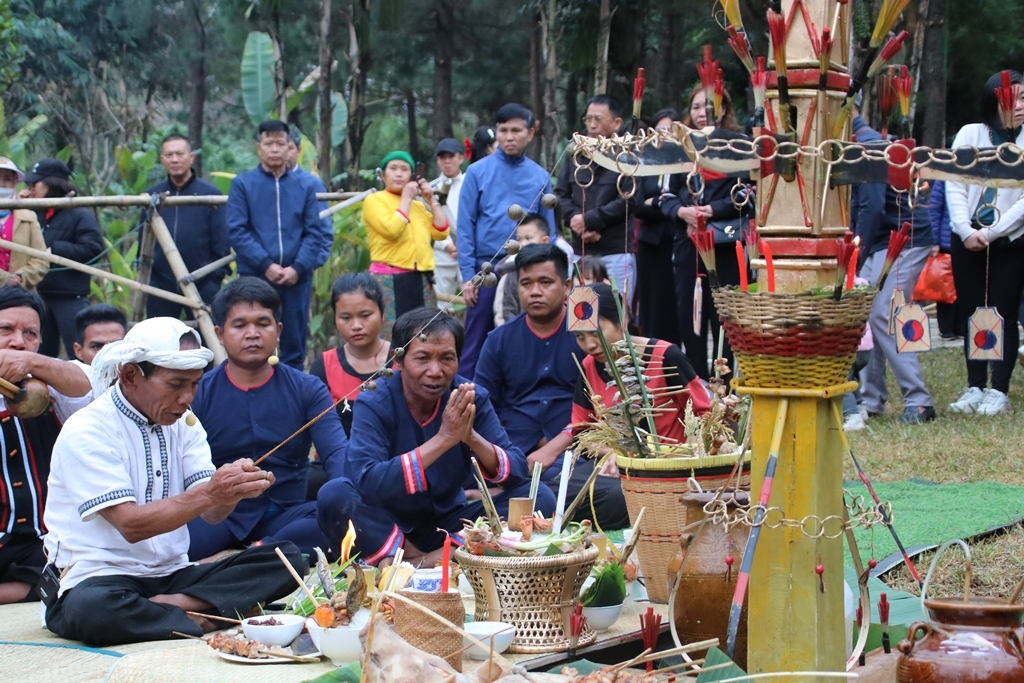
[860,246,933,412]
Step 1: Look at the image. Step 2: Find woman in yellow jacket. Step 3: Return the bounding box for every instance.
[364,150,449,338]
[0,157,48,289]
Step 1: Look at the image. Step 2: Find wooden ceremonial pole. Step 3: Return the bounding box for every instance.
[147,210,225,363]
[741,0,853,676]
[0,237,197,309]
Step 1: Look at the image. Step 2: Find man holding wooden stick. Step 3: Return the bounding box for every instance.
[41,317,305,645]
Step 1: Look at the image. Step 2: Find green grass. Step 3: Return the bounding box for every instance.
[843,345,1024,597]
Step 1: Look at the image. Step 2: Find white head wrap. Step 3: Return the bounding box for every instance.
[91,317,214,395]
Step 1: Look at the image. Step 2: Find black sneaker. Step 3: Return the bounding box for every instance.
[900,406,936,424]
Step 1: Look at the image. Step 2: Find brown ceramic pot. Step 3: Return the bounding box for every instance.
[896,597,1024,683]
[670,491,749,670]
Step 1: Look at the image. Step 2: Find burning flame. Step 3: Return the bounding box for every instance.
[340,520,356,565]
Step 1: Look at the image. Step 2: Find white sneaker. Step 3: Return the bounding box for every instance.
[949,387,986,414]
[843,413,866,432]
[858,403,869,421]
[976,388,1010,416]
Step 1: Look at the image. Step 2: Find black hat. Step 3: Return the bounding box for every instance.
[25,158,71,185]
[435,138,463,156]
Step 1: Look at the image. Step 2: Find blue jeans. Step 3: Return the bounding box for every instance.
[274,276,313,369]
[599,253,638,311]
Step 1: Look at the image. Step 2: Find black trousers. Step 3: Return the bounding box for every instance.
[0,534,45,601]
[39,294,89,358]
[45,541,305,646]
[951,234,1024,394]
[147,275,223,321]
[637,230,681,346]
[672,236,740,380]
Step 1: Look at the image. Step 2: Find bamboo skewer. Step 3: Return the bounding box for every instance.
[171,631,321,662]
[275,546,321,606]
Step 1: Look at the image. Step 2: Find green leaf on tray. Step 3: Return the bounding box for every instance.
[301,662,361,683]
[696,647,746,683]
[582,562,626,607]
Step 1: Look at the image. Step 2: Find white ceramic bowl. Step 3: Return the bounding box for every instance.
[463,621,516,660]
[582,602,624,632]
[306,621,362,666]
[241,613,305,647]
[410,568,444,592]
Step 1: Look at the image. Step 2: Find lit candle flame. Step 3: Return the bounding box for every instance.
[340,520,356,565]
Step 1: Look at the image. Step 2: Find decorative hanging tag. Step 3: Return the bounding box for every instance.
[968,306,1004,360]
[567,286,600,332]
[894,303,932,353]
[693,277,704,336]
[888,287,906,336]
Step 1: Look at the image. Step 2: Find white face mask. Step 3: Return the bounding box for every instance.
[0,187,15,200]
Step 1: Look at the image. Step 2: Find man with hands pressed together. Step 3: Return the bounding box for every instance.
[317,307,554,568]
[41,317,305,646]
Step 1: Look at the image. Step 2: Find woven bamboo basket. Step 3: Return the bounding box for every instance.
[616,452,751,604]
[394,588,466,671]
[711,286,876,388]
[454,544,599,653]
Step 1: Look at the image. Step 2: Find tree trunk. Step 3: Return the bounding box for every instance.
[593,0,611,95]
[433,0,454,143]
[344,1,370,190]
[540,0,560,168]
[406,90,420,161]
[920,0,947,148]
[317,0,333,187]
[188,0,206,176]
[529,5,543,163]
[906,0,928,138]
[657,7,678,110]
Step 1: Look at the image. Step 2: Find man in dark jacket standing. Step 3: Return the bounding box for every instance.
[226,120,328,368]
[23,159,105,358]
[554,95,636,306]
[143,134,230,319]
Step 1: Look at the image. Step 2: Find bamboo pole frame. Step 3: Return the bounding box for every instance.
[0,192,358,211]
[0,237,197,308]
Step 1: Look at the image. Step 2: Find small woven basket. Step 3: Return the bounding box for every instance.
[616,452,751,604]
[394,589,466,671]
[455,544,599,653]
[712,286,876,388]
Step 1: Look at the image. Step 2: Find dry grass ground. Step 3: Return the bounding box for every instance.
[844,345,1024,598]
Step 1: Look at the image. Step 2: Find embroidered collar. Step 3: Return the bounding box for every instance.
[111,383,153,428]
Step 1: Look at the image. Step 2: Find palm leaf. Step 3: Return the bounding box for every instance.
[241,31,277,126]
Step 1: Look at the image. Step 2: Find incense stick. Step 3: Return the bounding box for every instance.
[275,546,321,606]
[186,611,242,625]
[558,458,602,532]
[470,457,503,534]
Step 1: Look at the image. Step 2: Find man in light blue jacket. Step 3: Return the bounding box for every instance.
[226,120,328,368]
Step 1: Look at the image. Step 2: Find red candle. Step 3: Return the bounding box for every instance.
[440,533,452,592]
[761,241,776,293]
[846,246,859,289]
[736,240,748,291]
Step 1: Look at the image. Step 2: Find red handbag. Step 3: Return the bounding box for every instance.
[912,253,957,304]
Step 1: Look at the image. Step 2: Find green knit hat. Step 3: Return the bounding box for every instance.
[380,150,414,171]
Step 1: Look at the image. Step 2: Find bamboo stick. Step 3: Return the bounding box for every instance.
[181,253,236,284]
[0,237,197,308]
[319,188,373,219]
[274,546,321,606]
[148,212,225,364]
[435,292,466,306]
[0,192,358,211]
[186,611,242,624]
[131,215,158,323]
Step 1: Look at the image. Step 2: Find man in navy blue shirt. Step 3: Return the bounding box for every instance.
[143,134,230,320]
[475,244,629,530]
[226,120,328,368]
[188,278,347,563]
[457,103,555,378]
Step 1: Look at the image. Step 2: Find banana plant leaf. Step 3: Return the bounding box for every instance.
[241,31,276,126]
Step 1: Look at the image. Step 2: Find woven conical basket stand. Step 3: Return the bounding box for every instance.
[455,544,598,653]
[616,452,751,603]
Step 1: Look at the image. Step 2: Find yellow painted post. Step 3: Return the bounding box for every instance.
[741,385,849,677]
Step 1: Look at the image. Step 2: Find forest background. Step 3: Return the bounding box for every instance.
[0,0,1021,350]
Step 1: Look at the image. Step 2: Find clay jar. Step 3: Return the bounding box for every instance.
[669,491,749,670]
[897,597,1024,683]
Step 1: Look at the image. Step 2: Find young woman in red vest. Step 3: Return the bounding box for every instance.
[307,273,390,499]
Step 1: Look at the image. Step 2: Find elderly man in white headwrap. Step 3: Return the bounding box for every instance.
[41,317,306,647]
